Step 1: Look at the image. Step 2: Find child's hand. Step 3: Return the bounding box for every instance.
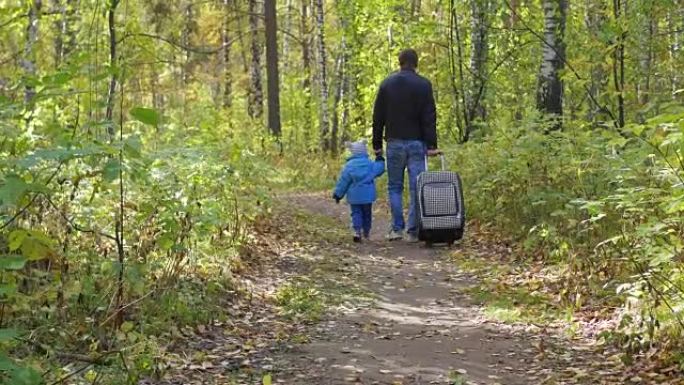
[375,155,385,162]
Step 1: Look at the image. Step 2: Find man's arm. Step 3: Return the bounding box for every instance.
[421,81,437,150]
[372,84,386,153]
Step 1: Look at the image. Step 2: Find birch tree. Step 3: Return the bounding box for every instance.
[315,0,330,151]
[611,0,626,128]
[467,0,491,132]
[248,0,264,120]
[220,0,233,108]
[22,0,42,104]
[636,2,655,105]
[584,0,608,121]
[537,0,568,128]
[265,0,281,136]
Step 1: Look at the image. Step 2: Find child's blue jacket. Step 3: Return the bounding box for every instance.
[333,154,385,205]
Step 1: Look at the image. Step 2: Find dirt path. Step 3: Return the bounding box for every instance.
[271,195,556,385]
[149,193,667,385]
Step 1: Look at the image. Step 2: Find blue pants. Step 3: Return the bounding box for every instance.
[387,139,426,235]
[350,204,373,236]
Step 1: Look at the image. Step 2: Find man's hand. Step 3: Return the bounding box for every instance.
[332,193,342,204]
[427,149,442,157]
[374,149,383,157]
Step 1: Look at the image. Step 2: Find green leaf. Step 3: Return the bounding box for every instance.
[129,107,160,126]
[262,374,272,385]
[0,354,18,371]
[8,230,27,251]
[0,328,19,341]
[120,321,135,333]
[21,238,50,261]
[0,175,29,207]
[0,283,17,296]
[10,367,42,385]
[124,135,143,158]
[0,255,27,270]
[103,159,121,182]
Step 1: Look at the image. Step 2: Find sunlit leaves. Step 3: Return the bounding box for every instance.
[0,175,28,207]
[8,229,54,261]
[0,255,27,271]
[129,107,160,126]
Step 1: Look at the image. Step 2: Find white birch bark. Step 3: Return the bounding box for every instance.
[537,0,567,123]
[22,0,42,103]
[314,0,329,150]
[248,0,264,120]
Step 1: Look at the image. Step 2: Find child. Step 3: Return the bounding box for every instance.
[332,140,385,242]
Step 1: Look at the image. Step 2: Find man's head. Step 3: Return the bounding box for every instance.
[398,49,418,70]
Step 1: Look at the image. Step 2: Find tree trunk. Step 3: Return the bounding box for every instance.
[105,0,119,137]
[314,0,329,151]
[181,1,195,88]
[637,5,655,105]
[331,38,347,154]
[51,0,77,67]
[299,0,313,146]
[220,0,233,108]
[584,0,608,121]
[467,0,490,133]
[340,70,351,144]
[411,0,421,18]
[612,0,626,128]
[22,0,42,104]
[52,0,65,67]
[506,0,519,28]
[248,0,264,120]
[264,0,281,136]
[180,0,196,112]
[283,0,294,69]
[537,0,568,128]
[300,1,312,90]
[449,0,469,141]
[150,2,164,111]
[668,8,682,98]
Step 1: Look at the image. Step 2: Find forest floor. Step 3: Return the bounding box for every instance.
[145,193,682,385]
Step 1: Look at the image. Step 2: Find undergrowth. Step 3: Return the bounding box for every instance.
[450,110,684,363]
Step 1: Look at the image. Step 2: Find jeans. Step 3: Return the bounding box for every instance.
[350,204,373,236]
[387,139,426,235]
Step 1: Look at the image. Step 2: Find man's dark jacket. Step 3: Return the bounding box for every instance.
[372,68,437,152]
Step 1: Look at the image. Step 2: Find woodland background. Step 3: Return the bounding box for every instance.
[1,0,684,383]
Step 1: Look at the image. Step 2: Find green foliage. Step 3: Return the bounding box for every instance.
[1,0,683,379]
[275,279,325,322]
[454,110,684,354]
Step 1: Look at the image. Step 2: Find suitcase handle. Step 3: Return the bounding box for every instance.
[425,153,446,171]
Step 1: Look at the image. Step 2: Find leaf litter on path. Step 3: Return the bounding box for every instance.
[144,194,684,385]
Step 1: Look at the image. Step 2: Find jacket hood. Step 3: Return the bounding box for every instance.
[346,153,369,161]
[346,155,374,181]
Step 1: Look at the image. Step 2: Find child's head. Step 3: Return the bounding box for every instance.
[345,139,368,156]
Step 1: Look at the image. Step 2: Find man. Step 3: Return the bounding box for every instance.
[372,48,439,242]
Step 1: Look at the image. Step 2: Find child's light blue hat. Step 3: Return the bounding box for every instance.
[345,139,367,156]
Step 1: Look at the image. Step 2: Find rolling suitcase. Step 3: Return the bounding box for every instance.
[417,154,465,246]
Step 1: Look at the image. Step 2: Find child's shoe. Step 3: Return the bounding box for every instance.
[353,231,362,243]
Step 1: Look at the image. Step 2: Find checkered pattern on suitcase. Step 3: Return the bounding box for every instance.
[422,183,458,216]
[417,171,464,230]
